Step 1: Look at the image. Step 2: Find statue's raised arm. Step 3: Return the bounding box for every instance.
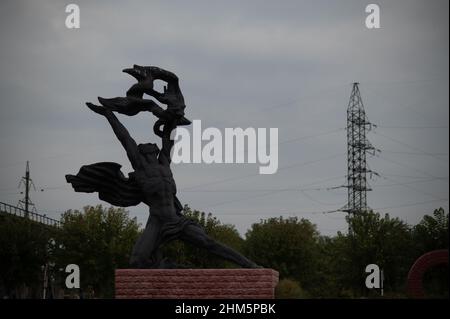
[85,102,143,171]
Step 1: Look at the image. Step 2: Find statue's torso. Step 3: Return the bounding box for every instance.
[134,163,177,219]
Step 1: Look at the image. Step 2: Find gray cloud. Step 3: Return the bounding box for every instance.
[0,0,448,235]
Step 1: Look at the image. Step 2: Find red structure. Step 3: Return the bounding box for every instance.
[115,269,279,299]
[406,249,449,298]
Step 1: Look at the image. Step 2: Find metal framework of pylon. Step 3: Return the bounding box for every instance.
[344,83,378,215]
[18,161,36,216]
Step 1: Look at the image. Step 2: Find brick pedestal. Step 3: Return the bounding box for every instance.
[115,269,279,299]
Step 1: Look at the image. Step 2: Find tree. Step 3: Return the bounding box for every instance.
[55,205,140,298]
[340,211,414,296]
[412,208,449,298]
[313,234,353,298]
[243,216,320,295]
[413,207,449,253]
[162,205,244,268]
[0,214,56,298]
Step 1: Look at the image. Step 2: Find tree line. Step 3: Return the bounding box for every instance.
[0,205,448,298]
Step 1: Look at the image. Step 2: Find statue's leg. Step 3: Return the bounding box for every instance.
[130,216,163,268]
[180,224,260,268]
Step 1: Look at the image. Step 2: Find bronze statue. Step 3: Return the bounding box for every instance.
[66,65,259,269]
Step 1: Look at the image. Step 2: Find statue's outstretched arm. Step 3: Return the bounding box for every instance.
[86,102,143,170]
[158,119,177,166]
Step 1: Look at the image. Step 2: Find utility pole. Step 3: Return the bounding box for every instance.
[344,83,378,216]
[18,161,36,217]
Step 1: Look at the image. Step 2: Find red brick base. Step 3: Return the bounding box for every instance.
[115,269,279,299]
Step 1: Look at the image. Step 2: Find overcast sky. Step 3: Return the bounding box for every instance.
[0,0,448,236]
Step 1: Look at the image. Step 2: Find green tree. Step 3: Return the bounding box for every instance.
[243,216,320,295]
[412,208,449,298]
[0,214,56,298]
[313,234,353,298]
[413,207,449,253]
[340,211,414,296]
[55,205,139,298]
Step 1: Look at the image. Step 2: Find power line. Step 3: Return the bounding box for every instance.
[382,173,449,180]
[0,187,20,192]
[195,197,448,217]
[375,176,448,188]
[363,77,445,86]
[377,154,440,179]
[205,84,347,128]
[318,198,449,215]
[299,190,344,206]
[279,128,345,145]
[0,141,118,170]
[374,131,447,164]
[205,206,348,216]
[261,84,347,112]
[206,188,344,209]
[383,150,448,156]
[193,172,448,215]
[180,152,345,191]
[31,173,349,195]
[372,198,449,211]
[201,175,346,209]
[378,125,448,129]
[206,190,281,209]
[40,185,69,191]
[183,186,347,193]
[379,175,445,201]
[183,175,347,193]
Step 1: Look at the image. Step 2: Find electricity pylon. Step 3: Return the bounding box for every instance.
[344,83,378,215]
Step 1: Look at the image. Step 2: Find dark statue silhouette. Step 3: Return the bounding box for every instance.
[66,65,259,269]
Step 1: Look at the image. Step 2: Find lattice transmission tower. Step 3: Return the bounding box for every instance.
[344,83,378,215]
[18,161,37,216]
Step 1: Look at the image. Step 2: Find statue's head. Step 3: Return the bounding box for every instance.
[138,143,160,158]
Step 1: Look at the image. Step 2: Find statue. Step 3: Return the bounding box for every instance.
[66,65,259,269]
